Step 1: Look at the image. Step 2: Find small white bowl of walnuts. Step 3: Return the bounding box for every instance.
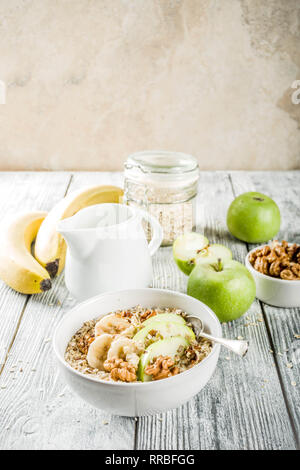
[245,240,300,308]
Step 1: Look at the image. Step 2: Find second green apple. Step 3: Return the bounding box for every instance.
[173,232,256,323]
[187,259,256,322]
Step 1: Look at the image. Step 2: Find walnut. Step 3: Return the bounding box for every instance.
[287,244,299,259]
[249,241,300,280]
[253,257,262,272]
[254,257,269,275]
[144,355,179,381]
[274,245,286,257]
[269,260,281,277]
[280,257,291,268]
[266,250,278,263]
[280,269,297,280]
[111,367,136,382]
[248,251,257,264]
[261,258,269,275]
[103,358,137,382]
[261,245,271,256]
[290,263,300,277]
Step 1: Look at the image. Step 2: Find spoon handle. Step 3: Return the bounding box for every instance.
[200,332,249,357]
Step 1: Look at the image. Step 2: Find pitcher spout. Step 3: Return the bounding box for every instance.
[57,215,97,260]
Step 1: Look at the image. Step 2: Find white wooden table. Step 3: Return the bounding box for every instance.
[0,171,299,450]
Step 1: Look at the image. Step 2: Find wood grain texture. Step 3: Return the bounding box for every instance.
[0,172,70,368]
[230,171,300,444]
[0,172,135,450]
[0,171,298,450]
[0,275,134,449]
[137,172,297,450]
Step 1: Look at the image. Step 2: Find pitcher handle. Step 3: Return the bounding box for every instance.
[138,209,163,256]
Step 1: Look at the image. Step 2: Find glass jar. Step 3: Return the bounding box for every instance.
[124,151,199,246]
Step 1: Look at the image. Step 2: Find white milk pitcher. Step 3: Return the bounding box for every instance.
[57,203,163,300]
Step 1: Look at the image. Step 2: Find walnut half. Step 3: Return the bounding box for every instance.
[103,358,137,382]
[144,355,179,381]
[249,241,300,280]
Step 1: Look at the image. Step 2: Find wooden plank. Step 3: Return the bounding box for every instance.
[0,171,297,450]
[0,172,135,450]
[69,171,124,193]
[0,276,134,449]
[0,172,70,368]
[230,171,300,443]
[136,172,297,450]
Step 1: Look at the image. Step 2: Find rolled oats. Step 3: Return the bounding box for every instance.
[65,306,212,383]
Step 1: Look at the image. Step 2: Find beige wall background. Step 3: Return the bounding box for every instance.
[0,0,299,171]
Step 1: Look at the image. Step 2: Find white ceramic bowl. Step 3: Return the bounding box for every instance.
[53,288,221,416]
[245,247,300,308]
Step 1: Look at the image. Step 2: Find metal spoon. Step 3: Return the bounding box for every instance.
[187,316,249,357]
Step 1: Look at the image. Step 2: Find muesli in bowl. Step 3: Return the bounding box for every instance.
[65,306,212,383]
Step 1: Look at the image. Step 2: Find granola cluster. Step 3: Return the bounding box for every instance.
[140,309,158,322]
[77,333,95,355]
[144,355,179,380]
[249,240,300,280]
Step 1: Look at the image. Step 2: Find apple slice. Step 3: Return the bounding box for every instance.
[173,232,209,275]
[195,244,232,268]
[138,336,190,382]
[133,319,195,346]
[142,312,186,327]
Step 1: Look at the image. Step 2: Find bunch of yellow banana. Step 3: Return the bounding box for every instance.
[0,212,52,294]
[0,185,123,294]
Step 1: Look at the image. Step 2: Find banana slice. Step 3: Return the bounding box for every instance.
[95,314,131,336]
[86,334,113,370]
[0,212,52,294]
[34,185,123,277]
[107,337,141,368]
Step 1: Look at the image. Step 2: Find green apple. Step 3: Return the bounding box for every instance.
[133,319,195,345]
[173,232,232,275]
[194,243,232,267]
[138,336,190,382]
[173,232,209,275]
[187,259,256,322]
[142,313,186,327]
[227,192,280,243]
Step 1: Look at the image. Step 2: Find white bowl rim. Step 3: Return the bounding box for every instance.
[53,288,222,388]
[246,245,300,284]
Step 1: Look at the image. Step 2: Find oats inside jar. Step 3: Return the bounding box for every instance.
[65,306,212,383]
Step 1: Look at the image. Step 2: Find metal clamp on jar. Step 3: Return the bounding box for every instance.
[124,151,199,246]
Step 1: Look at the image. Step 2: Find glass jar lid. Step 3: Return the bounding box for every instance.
[124,151,199,186]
